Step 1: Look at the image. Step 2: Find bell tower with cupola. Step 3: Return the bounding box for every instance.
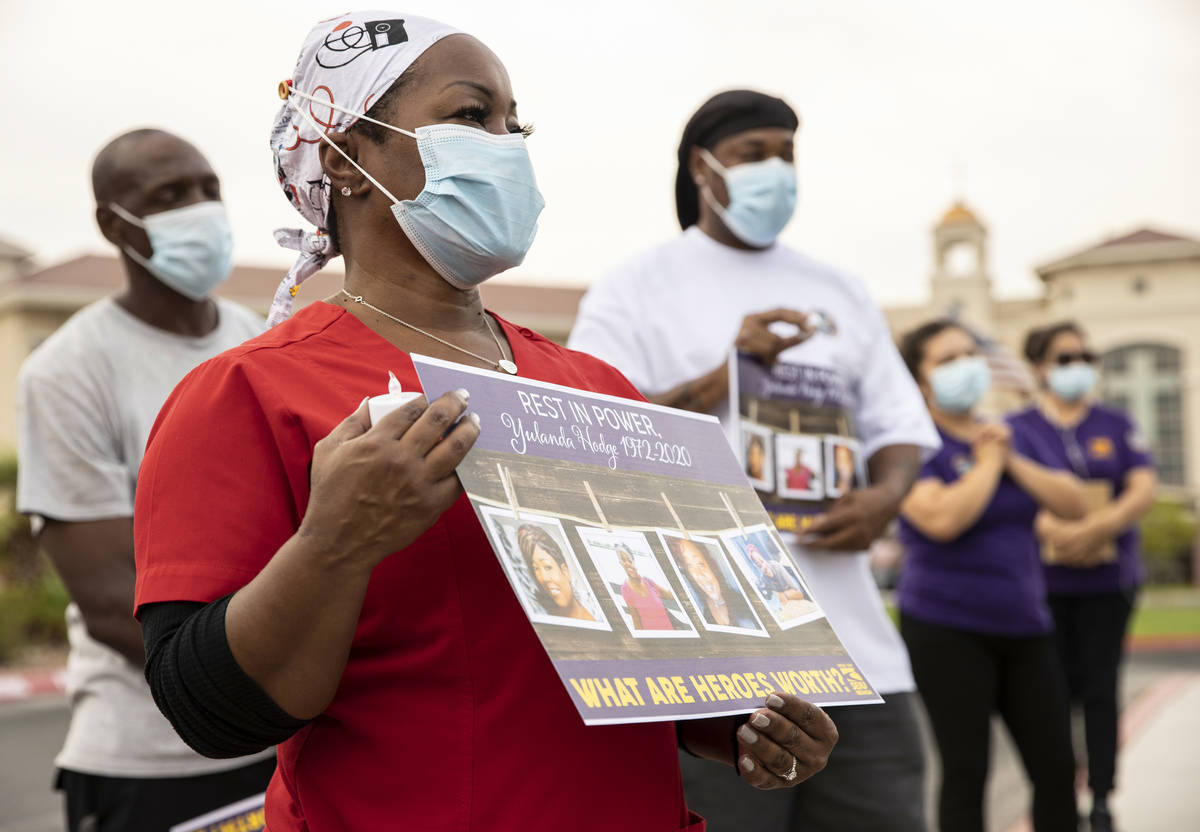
[930,201,995,331]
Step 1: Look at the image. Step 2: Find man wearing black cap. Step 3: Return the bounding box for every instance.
[570,90,938,832]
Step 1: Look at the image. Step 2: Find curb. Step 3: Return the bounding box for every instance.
[0,668,68,703]
[1127,633,1200,653]
[1002,672,1200,832]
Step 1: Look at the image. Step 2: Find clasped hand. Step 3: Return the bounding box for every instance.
[1037,512,1112,566]
[971,421,1013,469]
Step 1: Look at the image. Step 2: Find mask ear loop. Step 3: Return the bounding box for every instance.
[698,147,729,177]
[283,83,419,140]
[107,202,146,228]
[696,147,731,219]
[283,83,415,206]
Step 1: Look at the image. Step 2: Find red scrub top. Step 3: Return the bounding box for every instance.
[134,302,702,832]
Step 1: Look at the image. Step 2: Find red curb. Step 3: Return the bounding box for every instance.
[1117,672,1197,746]
[0,667,68,703]
[1127,633,1200,653]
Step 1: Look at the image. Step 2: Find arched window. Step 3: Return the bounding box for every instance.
[1101,344,1187,485]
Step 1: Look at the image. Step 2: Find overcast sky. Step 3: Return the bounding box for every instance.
[1,0,1197,305]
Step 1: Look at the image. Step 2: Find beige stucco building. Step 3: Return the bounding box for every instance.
[885,203,1200,499]
[3,204,1197,506]
[0,252,581,454]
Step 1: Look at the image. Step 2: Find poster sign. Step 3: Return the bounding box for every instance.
[412,355,880,725]
[729,351,868,536]
[169,793,265,832]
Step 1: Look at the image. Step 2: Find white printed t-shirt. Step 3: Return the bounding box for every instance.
[569,226,939,694]
[16,296,271,777]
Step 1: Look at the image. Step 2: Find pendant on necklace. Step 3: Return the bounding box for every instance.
[497,359,519,375]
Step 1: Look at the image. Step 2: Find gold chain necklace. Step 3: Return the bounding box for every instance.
[342,289,518,375]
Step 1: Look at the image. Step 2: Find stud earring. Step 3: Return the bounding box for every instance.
[340,186,352,196]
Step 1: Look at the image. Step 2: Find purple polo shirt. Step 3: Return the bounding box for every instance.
[1008,404,1154,595]
[897,419,1064,636]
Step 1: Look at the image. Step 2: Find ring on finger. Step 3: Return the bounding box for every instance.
[782,756,798,782]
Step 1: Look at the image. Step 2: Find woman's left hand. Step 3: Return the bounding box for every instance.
[734,692,838,789]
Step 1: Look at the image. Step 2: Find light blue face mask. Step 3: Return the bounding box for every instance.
[391,124,545,289]
[292,95,544,290]
[930,356,991,413]
[1048,362,1098,402]
[108,201,234,301]
[699,147,797,247]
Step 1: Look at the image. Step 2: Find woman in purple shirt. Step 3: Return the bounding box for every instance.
[1012,321,1157,832]
[895,320,1087,832]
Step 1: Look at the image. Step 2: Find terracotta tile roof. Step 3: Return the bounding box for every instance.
[1092,228,1198,248]
[6,254,586,320]
[1035,225,1200,278]
[0,238,32,262]
[936,201,982,228]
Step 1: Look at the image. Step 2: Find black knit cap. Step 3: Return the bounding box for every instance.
[675,89,799,229]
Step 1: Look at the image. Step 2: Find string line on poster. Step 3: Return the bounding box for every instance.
[470,491,756,541]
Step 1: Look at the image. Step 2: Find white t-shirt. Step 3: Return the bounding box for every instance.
[16,296,272,777]
[569,227,939,694]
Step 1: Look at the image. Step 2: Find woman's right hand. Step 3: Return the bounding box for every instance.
[971,422,1011,469]
[299,390,481,569]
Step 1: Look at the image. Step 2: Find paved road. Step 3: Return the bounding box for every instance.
[981,647,1200,832]
[0,698,66,832]
[2,649,1196,832]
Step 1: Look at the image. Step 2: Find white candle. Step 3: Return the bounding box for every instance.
[806,311,836,335]
[368,371,423,426]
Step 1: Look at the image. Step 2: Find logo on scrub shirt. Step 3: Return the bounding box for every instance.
[951,454,974,476]
[1088,436,1115,460]
[317,18,410,68]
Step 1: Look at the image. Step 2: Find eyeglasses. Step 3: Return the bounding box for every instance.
[1050,351,1097,366]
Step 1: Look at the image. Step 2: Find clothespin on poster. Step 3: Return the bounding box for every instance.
[719,492,746,536]
[836,414,850,437]
[748,398,759,424]
[661,492,690,540]
[789,410,801,434]
[583,481,612,532]
[497,463,521,520]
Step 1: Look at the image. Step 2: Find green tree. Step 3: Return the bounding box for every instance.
[1140,498,1198,584]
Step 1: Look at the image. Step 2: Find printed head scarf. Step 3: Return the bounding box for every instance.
[674,89,799,231]
[267,11,461,325]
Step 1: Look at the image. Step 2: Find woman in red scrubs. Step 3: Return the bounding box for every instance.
[132,11,835,832]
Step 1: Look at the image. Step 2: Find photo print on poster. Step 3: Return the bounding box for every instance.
[720,525,824,629]
[658,530,768,637]
[479,505,611,631]
[774,434,825,501]
[575,527,699,639]
[824,436,866,499]
[740,420,775,493]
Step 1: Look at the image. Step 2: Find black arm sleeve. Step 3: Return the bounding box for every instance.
[141,595,310,758]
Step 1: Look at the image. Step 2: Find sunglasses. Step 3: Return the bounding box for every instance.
[1050,351,1097,366]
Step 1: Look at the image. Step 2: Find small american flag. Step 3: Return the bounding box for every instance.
[945,305,1036,396]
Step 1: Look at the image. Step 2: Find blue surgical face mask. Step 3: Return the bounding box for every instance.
[290,95,544,289]
[1048,362,1098,402]
[930,356,991,413]
[391,125,544,289]
[108,201,234,301]
[699,147,797,247]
